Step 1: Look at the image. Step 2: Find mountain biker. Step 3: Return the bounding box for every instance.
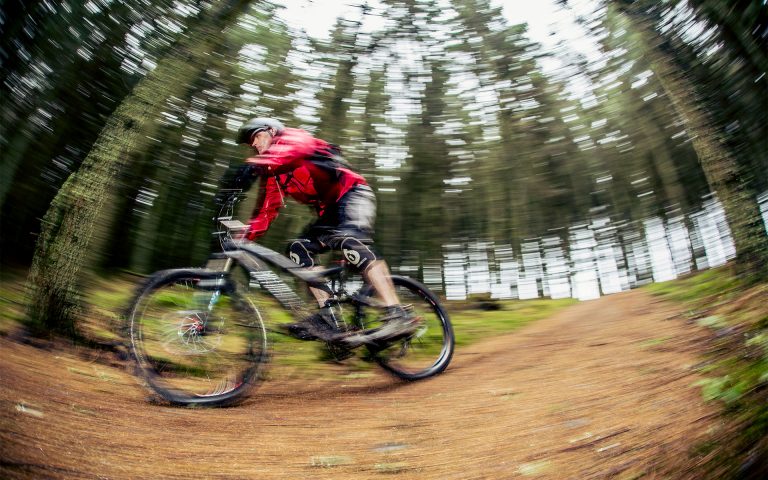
[230,117,418,347]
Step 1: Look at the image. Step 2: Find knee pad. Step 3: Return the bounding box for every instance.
[339,237,378,271]
[287,239,317,268]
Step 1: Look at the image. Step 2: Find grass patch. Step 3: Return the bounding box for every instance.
[0,269,31,335]
[644,268,741,304]
[78,274,141,343]
[450,298,577,347]
[0,269,138,341]
[643,266,768,478]
[3,271,577,382]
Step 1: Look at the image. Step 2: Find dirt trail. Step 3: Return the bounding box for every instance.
[1,290,718,479]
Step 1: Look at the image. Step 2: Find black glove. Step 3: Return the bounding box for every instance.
[219,164,260,191]
[214,164,260,207]
[231,164,260,190]
[213,190,236,207]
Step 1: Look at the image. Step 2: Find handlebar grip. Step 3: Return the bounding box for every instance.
[220,219,247,231]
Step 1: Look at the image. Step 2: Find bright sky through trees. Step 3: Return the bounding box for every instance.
[278,0,602,96]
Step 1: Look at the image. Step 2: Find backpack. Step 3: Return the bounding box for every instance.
[308,143,355,179]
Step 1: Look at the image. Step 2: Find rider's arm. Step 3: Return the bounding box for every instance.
[246,176,283,241]
[243,129,320,241]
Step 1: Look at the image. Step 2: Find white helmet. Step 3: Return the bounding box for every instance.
[236,117,285,144]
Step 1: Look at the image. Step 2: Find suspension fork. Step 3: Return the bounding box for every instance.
[199,256,235,315]
[207,290,221,312]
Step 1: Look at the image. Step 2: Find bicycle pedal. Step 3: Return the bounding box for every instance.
[350,292,383,307]
[360,349,383,362]
[322,343,354,362]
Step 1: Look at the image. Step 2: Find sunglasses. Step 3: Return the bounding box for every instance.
[249,127,273,144]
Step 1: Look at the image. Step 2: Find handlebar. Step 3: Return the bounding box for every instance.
[212,189,247,251]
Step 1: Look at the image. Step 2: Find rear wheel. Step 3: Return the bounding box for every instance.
[127,269,268,406]
[358,276,454,380]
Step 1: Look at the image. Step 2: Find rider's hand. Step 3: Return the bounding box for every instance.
[232,164,259,190]
[213,190,235,207]
[233,223,266,245]
[242,228,262,243]
[231,224,254,245]
[220,164,261,193]
[232,231,249,245]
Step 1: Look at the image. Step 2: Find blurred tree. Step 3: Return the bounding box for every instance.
[453,0,575,244]
[400,59,453,267]
[686,0,768,76]
[591,3,710,220]
[0,0,204,266]
[612,0,768,275]
[26,0,253,337]
[314,18,363,142]
[662,0,768,192]
[373,0,459,266]
[102,2,306,275]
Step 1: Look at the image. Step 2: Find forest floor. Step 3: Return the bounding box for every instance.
[1,289,726,479]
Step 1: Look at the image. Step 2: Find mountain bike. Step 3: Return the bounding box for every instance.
[125,190,454,407]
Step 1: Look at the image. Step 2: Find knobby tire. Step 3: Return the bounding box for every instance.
[126,268,268,407]
[362,275,455,381]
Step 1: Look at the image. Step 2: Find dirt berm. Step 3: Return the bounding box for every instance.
[1,290,718,479]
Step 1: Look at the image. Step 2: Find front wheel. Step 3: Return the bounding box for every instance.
[126,269,268,406]
[358,276,454,381]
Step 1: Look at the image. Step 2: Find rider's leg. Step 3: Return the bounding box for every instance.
[362,260,398,306]
[307,267,331,307]
[282,238,335,340]
[287,239,333,307]
[330,185,416,319]
[313,185,418,344]
[331,236,419,345]
[337,236,397,305]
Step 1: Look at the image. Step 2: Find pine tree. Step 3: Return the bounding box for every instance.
[26,0,253,337]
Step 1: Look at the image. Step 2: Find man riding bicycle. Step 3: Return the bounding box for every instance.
[229,117,418,347]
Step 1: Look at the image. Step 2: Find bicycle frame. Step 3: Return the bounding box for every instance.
[207,239,360,312]
[209,191,391,326]
[124,192,453,406]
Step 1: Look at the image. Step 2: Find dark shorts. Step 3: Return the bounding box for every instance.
[287,185,379,269]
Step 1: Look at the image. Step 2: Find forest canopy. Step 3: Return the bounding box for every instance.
[1,0,767,331]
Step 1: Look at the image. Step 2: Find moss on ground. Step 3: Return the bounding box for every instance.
[645,266,768,478]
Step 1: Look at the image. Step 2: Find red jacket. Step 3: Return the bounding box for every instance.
[244,128,367,240]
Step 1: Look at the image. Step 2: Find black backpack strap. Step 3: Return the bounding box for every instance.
[309,144,354,178]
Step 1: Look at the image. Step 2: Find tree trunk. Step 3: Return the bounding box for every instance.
[614,1,768,276]
[26,0,251,337]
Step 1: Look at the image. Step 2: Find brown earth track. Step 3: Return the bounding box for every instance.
[1,290,718,479]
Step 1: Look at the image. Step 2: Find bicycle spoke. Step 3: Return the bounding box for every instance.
[128,269,268,406]
[357,276,454,380]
